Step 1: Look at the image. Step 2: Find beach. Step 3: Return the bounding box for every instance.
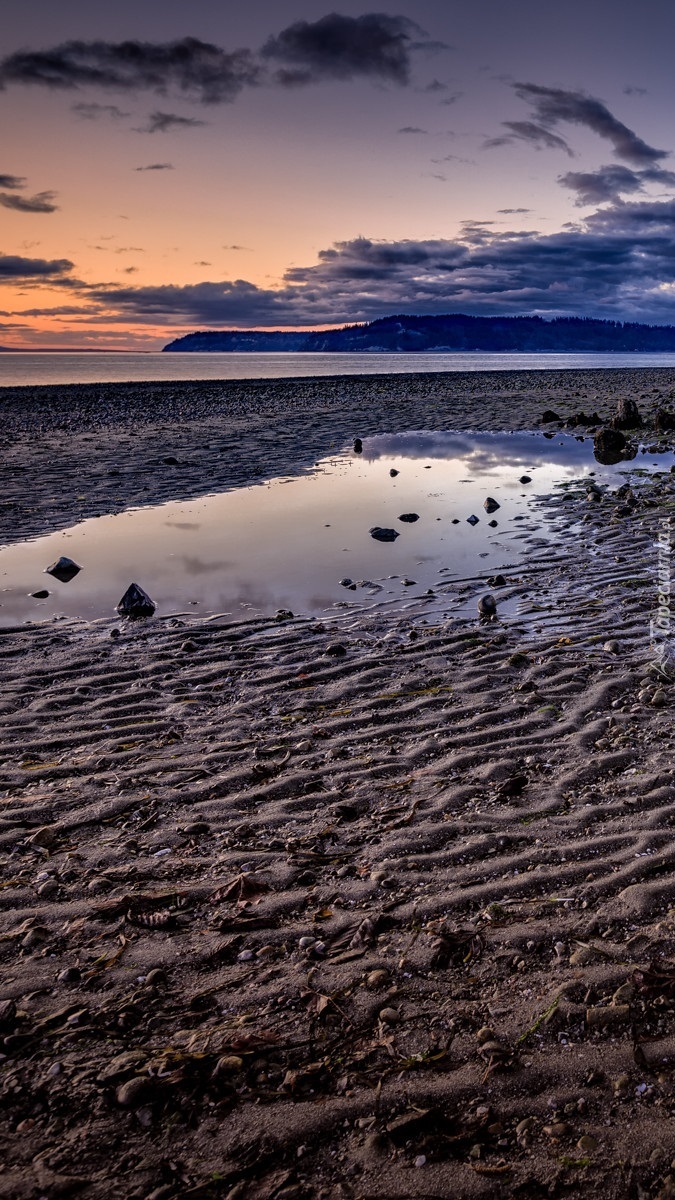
[1,368,675,1200]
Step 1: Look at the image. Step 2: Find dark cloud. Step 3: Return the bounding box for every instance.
[513,83,666,165]
[497,207,531,214]
[484,120,572,154]
[134,162,174,171]
[0,254,73,279]
[398,125,427,134]
[141,111,206,133]
[0,173,26,189]
[439,90,462,106]
[559,164,675,206]
[623,85,647,97]
[71,101,130,119]
[0,37,260,104]
[0,190,58,213]
[261,13,428,85]
[77,201,675,326]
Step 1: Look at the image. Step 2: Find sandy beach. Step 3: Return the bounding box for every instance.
[2,368,675,1200]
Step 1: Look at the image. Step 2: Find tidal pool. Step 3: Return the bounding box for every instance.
[0,431,670,625]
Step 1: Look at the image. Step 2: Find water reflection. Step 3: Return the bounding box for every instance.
[0,431,671,625]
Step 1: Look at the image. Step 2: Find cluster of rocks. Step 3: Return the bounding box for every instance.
[39,557,156,618]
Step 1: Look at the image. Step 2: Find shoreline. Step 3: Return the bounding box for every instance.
[1,370,675,1199]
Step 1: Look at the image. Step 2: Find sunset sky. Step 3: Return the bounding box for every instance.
[3,0,675,349]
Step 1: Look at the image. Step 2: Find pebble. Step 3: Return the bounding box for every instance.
[145,969,167,987]
[414,1155,426,1167]
[325,643,347,657]
[116,1077,155,1108]
[37,879,59,898]
[379,1007,400,1024]
[299,937,316,949]
[366,970,389,988]
[214,1055,244,1074]
[652,690,667,706]
[577,1135,597,1152]
[237,950,254,961]
[519,475,532,484]
[57,967,81,985]
[389,468,399,477]
[466,514,480,525]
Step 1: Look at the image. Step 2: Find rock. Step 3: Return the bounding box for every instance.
[612,397,642,429]
[27,826,59,850]
[366,970,389,988]
[340,578,356,590]
[478,594,497,619]
[488,519,498,527]
[401,577,416,586]
[117,582,156,618]
[370,526,399,542]
[603,640,620,654]
[593,427,627,465]
[0,999,16,1030]
[484,497,500,513]
[214,1055,244,1074]
[379,1007,401,1024]
[275,608,294,620]
[466,514,480,526]
[541,410,561,423]
[586,1005,630,1030]
[655,409,675,433]
[389,468,399,477]
[145,969,167,987]
[325,643,347,657]
[45,556,81,583]
[519,475,532,484]
[98,1050,148,1085]
[398,513,419,523]
[486,574,506,587]
[116,1076,155,1108]
[652,690,667,707]
[353,438,363,453]
[31,589,50,599]
[57,967,82,985]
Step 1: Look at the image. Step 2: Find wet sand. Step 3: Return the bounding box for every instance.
[1,370,675,1200]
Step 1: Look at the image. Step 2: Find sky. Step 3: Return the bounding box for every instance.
[3,0,675,349]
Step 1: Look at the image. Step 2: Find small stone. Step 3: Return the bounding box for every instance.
[57,966,81,985]
[354,438,363,453]
[116,1076,155,1108]
[145,969,167,987]
[117,582,156,619]
[275,609,294,621]
[370,526,399,542]
[214,1055,244,1074]
[21,926,50,950]
[366,970,389,988]
[31,590,50,600]
[466,514,480,526]
[541,410,561,423]
[340,578,356,589]
[519,475,532,484]
[45,556,81,583]
[484,497,500,513]
[27,826,59,850]
[476,1026,495,1044]
[603,640,619,654]
[516,1117,536,1135]
[37,879,59,898]
[414,1155,426,1168]
[478,594,497,619]
[299,936,316,950]
[389,468,399,477]
[577,1135,597,1152]
[652,690,667,707]
[398,513,419,523]
[379,1007,400,1024]
[325,643,347,657]
[486,574,506,587]
[237,950,254,961]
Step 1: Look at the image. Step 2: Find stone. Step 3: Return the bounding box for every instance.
[483,497,500,513]
[117,582,156,618]
[325,643,347,657]
[466,514,480,526]
[389,468,399,477]
[655,409,675,433]
[340,578,356,590]
[379,1007,400,1024]
[519,475,532,484]
[612,397,642,429]
[370,526,399,542]
[541,410,561,423]
[45,556,81,583]
[478,594,497,619]
[593,427,627,465]
[116,1076,155,1108]
[486,574,506,587]
[31,590,50,599]
[398,513,419,523]
[353,438,363,453]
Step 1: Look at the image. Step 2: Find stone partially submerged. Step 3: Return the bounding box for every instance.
[117,583,156,619]
[45,556,81,583]
[593,427,627,465]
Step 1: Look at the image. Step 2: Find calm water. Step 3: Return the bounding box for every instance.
[1,431,670,626]
[4,351,675,387]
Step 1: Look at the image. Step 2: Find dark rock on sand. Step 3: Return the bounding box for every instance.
[593,427,627,465]
[389,468,399,477]
[398,513,419,523]
[484,497,500,513]
[519,475,532,484]
[370,526,399,541]
[45,556,81,583]
[325,643,347,657]
[478,594,497,619]
[340,578,357,590]
[31,590,50,599]
[466,515,480,526]
[655,408,675,433]
[612,398,642,429]
[541,409,561,423]
[117,583,156,619]
[487,574,506,587]
[353,438,363,453]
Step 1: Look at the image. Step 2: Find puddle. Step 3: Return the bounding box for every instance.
[0,431,671,626]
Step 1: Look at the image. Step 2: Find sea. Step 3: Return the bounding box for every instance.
[4,350,675,387]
